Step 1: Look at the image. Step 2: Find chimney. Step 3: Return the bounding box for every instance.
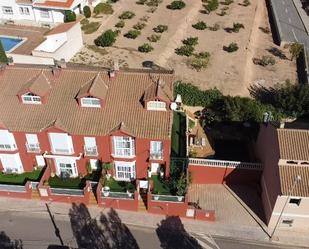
[51,66,61,79]
[55,59,66,69]
[108,70,116,78]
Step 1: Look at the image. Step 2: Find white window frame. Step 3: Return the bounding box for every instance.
[25,134,40,153]
[2,6,13,15]
[55,158,78,178]
[40,9,50,18]
[19,7,30,15]
[48,133,74,155]
[0,130,17,151]
[147,101,166,111]
[84,137,98,156]
[150,141,163,160]
[112,136,135,158]
[0,153,24,174]
[80,97,101,108]
[114,161,136,181]
[21,92,42,105]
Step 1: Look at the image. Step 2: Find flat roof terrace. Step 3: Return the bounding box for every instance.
[0,25,48,55]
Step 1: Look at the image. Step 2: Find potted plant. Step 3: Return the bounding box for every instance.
[104,162,113,179]
[153,190,159,200]
[159,166,164,178]
[102,185,110,197]
[126,182,135,197]
[50,171,55,178]
[147,167,152,178]
[176,173,187,201]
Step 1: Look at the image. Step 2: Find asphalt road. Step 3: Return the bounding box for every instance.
[0,210,304,249]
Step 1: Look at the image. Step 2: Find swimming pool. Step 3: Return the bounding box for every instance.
[0,36,24,52]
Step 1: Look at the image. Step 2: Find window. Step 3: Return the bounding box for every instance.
[22,92,41,105]
[19,7,30,15]
[0,130,17,151]
[115,161,136,181]
[84,137,97,156]
[150,141,163,159]
[0,153,23,173]
[25,134,40,153]
[55,158,77,177]
[81,97,101,108]
[112,136,135,157]
[147,101,166,111]
[48,133,74,154]
[282,219,293,227]
[2,6,13,15]
[289,198,301,206]
[40,9,50,18]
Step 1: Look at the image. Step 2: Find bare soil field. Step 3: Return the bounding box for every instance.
[71,0,297,96]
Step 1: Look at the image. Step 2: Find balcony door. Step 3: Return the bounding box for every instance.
[55,158,77,178]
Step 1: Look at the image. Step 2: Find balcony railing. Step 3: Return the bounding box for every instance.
[152,194,185,202]
[0,144,17,151]
[50,188,84,196]
[84,146,98,156]
[52,148,73,155]
[102,191,134,199]
[150,152,163,160]
[26,143,40,153]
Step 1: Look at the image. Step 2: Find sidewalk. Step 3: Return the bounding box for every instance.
[0,197,308,248]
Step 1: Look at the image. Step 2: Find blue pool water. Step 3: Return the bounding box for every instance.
[0,37,23,52]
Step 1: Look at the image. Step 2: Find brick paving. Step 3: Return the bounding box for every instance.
[0,24,48,54]
[188,184,261,226]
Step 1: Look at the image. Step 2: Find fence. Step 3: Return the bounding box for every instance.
[189,158,262,170]
[151,194,185,203]
[0,181,32,199]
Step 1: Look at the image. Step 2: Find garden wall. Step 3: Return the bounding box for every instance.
[0,181,32,199]
[96,183,138,211]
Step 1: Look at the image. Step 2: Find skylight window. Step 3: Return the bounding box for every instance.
[147,101,166,111]
[80,96,101,108]
[22,92,41,105]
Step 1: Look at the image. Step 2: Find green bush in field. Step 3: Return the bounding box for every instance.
[83,6,91,18]
[64,10,76,22]
[138,43,154,53]
[124,30,141,39]
[167,1,186,9]
[192,21,207,30]
[153,24,168,33]
[94,29,118,47]
[119,11,135,19]
[94,3,114,15]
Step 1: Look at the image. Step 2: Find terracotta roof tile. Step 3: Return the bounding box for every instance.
[77,73,108,100]
[47,21,78,35]
[143,77,173,103]
[279,164,309,197]
[277,129,309,161]
[33,0,74,8]
[0,66,173,139]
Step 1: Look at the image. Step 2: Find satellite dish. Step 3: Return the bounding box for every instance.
[170,102,177,111]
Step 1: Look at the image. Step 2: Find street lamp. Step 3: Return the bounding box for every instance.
[270,175,301,240]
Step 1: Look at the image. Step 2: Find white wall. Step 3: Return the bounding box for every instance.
[34,33,67,53]
[0,0,35,22]
[7,53,54,65]
[32,22,83,61]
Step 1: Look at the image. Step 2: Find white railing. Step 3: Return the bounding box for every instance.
[52,148,73,154]
[188,158,263,170]
[152,194,185,203]
[84,146,98,156]
[26,143,40,153]
[150,152,163,160]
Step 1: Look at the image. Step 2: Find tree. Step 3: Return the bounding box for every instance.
[0,42,8,64]
[94,3,114,15]
[167,1,186,10]
[138,43,153,53]
[94,29,118,47]
[64,10,76,22]
[289,42,303,61]
[83,6,91,18]
[204,0,219,12]
[223,42,239,52]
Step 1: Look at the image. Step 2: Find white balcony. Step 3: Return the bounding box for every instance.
[52,148,74,155]
[26,143,40,153]
[84,146,98,156]
[0,144,17,151]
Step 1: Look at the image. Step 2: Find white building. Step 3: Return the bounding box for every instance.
[0,0,100,25]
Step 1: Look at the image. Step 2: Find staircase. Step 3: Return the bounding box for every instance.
[31,189,41,199]
[138,190,147,212]
[89,184,98,206]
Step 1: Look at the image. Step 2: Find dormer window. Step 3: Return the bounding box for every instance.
[21,92,42,104]
[147,100,166,111]
[81,96,101,108]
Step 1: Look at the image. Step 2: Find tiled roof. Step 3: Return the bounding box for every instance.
[0,65,173,139]
[47,21,78,35]
[33,0,74,9]
[16,0,32,5]
[143,78,173,103]
[76,73,108,100]
[17,71,52,97]
[277,129,309,161]
[279,164,309,197]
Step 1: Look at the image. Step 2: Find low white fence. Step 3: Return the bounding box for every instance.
[189,158,263,170]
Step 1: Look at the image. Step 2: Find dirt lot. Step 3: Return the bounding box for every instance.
[71,0,297,96]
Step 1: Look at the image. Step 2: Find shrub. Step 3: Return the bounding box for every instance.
[153,24,168,33]
[64,10,76,22]
[133,22,146,30]
[259,26,270,34]
[81,22,101,34]
[182,37,198,46]
[223,42,239,52]
[119,11,135,19]
[192,21,207,30]
[83,6,91,18]
[221,0,233,5]
[138,43,154,53]
[115,20,125,28]
[124,30,141,39]
[147,34,161,42]
[194,51,210,59]
[80,18,89,25]
[204,0,219,12]
[242,0,251,6]
[208,23,220,31]
[147,0,163,6]
[94,3,114,15]
[136,0,147,4]
[289,42,303,61]
[253,56,276,66]
[0,41,8,63]
[232,22,245,32]
[94,29,118,47]
[175,45,195,56]
[188,52,211,71]
[140,15,150,22]
[167,0,186,9]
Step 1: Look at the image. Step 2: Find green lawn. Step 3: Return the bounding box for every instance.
[151,175,172,195]
[171,112,187,157]
[48,176,86,189]
[0,169,43,185]
[104,177,135,192]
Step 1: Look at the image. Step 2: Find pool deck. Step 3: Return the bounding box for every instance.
[0,24,49,55]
